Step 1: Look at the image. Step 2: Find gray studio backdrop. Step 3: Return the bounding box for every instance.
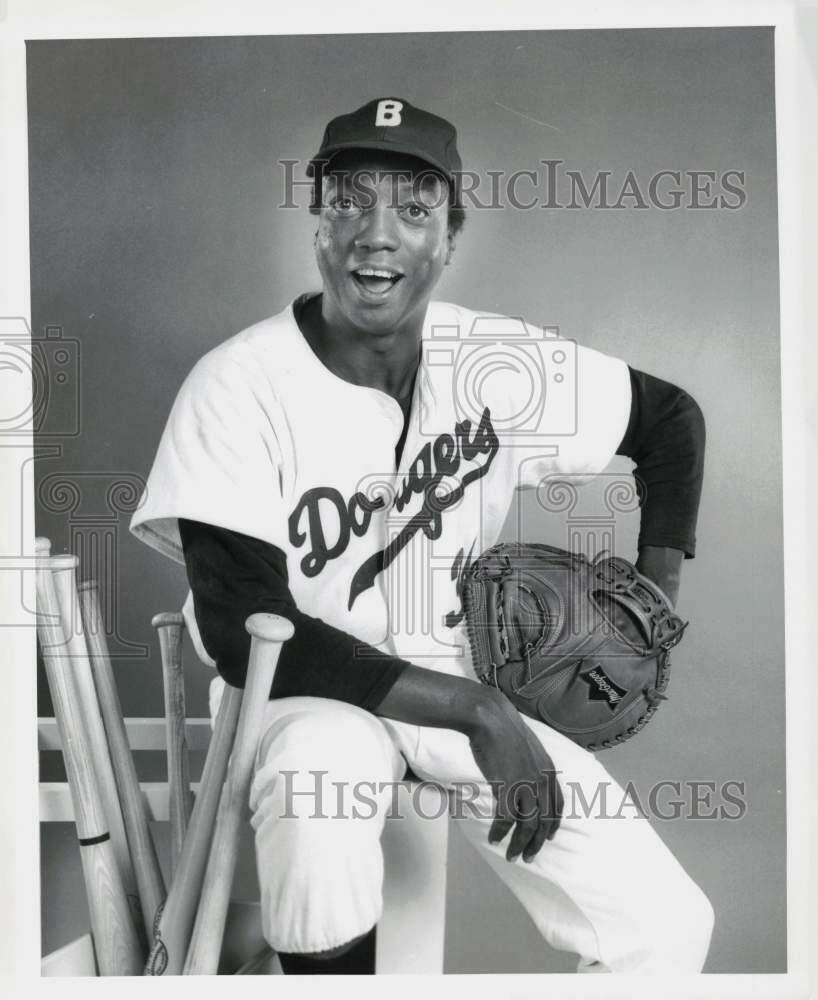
[30,28,783,973]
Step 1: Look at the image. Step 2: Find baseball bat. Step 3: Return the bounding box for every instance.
[78,578,166,933]
[36,539,143,975]
[48,550,150,955]
[183,613,294,975]
[152,611,194,878]
[234,944,275,975]
[144,683,243,975]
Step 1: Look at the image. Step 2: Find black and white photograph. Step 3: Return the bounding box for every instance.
[1,3,816,993]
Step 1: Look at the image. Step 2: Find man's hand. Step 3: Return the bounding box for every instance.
[466,689,563,863]
[374,663,563,861]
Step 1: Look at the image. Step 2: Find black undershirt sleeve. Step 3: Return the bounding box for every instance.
[616,367,706,559]
[178,518,409,707]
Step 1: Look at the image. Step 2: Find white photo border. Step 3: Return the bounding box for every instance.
[1,2,815,998]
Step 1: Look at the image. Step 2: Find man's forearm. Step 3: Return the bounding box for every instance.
[635,545,684,607]
[374,662,503,738]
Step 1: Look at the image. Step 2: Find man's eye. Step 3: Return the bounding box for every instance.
[400,203,430,221]
[331,197,359,214]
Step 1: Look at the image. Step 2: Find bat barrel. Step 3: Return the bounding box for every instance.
[151,611,184,630]
[47,552,149,953]
[144,685,243,975]
[79,578,166,934]
[152,611,193,878]
[246,612,296,644]
[182,614,293,975]
[36,543,144,975]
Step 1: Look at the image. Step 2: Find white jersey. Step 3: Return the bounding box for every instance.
[130,295,630,690]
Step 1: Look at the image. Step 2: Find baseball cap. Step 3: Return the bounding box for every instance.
[308,97,462,190]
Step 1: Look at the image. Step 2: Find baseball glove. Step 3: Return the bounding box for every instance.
[461,543,688,751]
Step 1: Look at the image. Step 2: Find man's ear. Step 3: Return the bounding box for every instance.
[444,232,456,266]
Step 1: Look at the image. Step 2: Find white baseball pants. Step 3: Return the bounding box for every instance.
[219,686,713,973]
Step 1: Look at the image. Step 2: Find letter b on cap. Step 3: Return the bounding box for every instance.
[375,99,403,127]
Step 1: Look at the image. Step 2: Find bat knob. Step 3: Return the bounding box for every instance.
[35,536,52,556]
[245,613,295,644]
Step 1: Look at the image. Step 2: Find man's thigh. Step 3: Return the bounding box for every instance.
[247,697,408,954]
[251,696,407,813]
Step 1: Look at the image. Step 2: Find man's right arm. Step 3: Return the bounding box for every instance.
[179,517,505,727]
[179,517,563,860]
[178,517,406,710]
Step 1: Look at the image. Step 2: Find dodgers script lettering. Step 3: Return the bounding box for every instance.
[287,407,500,608]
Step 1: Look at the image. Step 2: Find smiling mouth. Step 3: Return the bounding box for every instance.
[351,267,404,296]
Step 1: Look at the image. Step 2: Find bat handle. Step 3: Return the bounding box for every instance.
[182,613,294,975]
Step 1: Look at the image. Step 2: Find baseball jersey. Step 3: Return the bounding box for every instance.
[130,294,632,684]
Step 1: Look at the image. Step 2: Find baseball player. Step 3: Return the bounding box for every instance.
[131,97,712,975]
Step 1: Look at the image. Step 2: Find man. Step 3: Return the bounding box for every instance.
[131,97,712,974]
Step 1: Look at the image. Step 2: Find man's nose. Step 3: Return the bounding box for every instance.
[355,202,400,252]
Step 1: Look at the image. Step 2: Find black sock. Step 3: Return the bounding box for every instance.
[277,925,377,975]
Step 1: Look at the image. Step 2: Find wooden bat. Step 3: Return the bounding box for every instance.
[78,578,166,934]
[234,944,276,975]
[36,539,143,975]
[144,683,243,975]
[47,549,150,955]
[152,611,193,878]
[183,613,294,975]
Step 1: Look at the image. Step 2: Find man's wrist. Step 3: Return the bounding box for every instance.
[635,545,684,606]
[375,663,509,737]
[434,675,508,739]
[461,685,513,738]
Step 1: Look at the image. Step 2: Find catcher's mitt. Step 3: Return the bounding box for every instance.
[461,543,688,750]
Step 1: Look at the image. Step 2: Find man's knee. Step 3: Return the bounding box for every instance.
[251,705,399,820]
[259,705,394,773]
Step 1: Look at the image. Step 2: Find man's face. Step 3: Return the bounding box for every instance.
[314,150,453,335]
